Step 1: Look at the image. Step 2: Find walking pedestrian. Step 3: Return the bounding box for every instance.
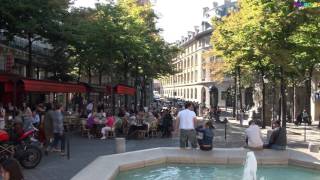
[43,104,54,154]
[49,104,66,156]
[175,102,197,149]
[240,109,244,126]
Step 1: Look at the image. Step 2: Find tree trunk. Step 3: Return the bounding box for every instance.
[134,64,139,112]
[99,71,102,86]
[87,67,91,101]
[238,66,243,111]
[77,63,81,83]
[36,67,40,80]
[305,67,313,119]
[272,73,276,121]
[233,71,237,118]
[123,61,129,109]
[280,66,287,128]
[293,82,296,122]
[140,76,145,109]
[143,77,148,107]
[261,71,266,129]
[88,67,92,84]
[27,33,33,78]
[99,70,103,100]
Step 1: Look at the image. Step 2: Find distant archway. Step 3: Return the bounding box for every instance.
[209,86,219,108]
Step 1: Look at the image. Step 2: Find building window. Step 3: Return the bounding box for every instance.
[184,89,186,98]
[187,57,190,67]
[191,71,193,82]
[195,88,197,99]
[191,56,194,66]
[202,69,206,81]
[195,70,198,82]
[195,54,198,66]
[187,73,189,82]
[191,89,193,99]
[187,89,189,98]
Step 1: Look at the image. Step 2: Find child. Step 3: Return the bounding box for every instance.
[196,121,214,151]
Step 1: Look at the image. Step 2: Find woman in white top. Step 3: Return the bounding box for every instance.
[245,120,263,150]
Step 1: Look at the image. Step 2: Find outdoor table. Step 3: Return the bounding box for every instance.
[64,116,80,132]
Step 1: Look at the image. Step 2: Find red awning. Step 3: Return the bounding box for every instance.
[0,74,15,92]
[114,85,136,96]
[21,80,87,93]
[4,82,13,92]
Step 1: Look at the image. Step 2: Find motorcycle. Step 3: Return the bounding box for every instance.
[0,127,42,169]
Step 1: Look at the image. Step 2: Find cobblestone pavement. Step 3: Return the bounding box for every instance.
[22,117,320,180]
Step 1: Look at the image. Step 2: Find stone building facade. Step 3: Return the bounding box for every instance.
[159,1,236,108]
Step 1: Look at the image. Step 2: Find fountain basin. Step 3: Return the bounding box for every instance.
[116,164,320,180]
[71,148,320,180]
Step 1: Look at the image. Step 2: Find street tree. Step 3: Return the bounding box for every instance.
[0,0,71,78]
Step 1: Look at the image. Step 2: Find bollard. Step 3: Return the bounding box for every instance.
[308,142,320,153]
[115,138,126,153]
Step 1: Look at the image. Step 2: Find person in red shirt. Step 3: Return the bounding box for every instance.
[100,114,115,140]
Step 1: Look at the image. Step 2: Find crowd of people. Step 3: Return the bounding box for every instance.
[84,105,175,140]
[0,99,292,180]
[0,102,67,156]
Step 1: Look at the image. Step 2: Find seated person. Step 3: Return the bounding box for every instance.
[95,110,106,123]
[196,121,214,151]
[245,120,263,150]
[86,112,97,138]
[127,110,148,138]
[100,115,115,140]
[264,120,286,150]
[32,110,40,128]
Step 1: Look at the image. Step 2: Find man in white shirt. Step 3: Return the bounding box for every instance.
[245,120,263,150]
[175,102,197,149]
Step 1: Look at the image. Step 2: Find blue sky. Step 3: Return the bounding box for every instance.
[73,0,225,43]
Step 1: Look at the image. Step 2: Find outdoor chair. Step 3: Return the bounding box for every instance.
[80,119,91,139]
[106,128,116,139]
[137,130,148,139]
[150,127,160,138]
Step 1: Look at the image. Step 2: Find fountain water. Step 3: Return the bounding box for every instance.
[242,151,257,180]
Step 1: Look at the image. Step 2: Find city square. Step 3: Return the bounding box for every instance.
[0,0,320,180]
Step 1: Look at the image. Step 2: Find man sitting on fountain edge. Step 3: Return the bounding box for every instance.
[264,120,287,150]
